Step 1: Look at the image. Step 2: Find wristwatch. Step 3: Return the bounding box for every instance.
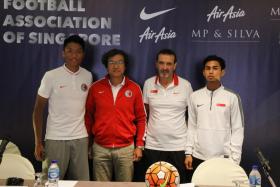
[136,146,144,150]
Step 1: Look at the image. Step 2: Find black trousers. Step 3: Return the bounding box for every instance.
[186,156,204,182]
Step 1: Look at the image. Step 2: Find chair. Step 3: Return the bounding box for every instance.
[0,153,35,179]
[191,157,249,187]
[0,140,21,155]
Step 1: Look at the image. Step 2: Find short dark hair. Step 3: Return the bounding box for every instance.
[63,35,85,51]
[102,49,129,68]
[156,49,177,63]
[203,55,226,70]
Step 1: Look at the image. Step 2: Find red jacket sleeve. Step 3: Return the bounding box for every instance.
[85,86,95,135]
[134,86,147,146]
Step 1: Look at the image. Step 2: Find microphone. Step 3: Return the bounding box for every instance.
[0,137,10,164]
[256,147,271,171]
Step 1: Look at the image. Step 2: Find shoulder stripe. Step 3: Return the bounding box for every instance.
[224,87,237,95]
[224,87,245,127]
[236,93,245,127]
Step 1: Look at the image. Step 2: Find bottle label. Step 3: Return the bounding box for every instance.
[249,175,261,187]
[49,171,59,178]
[256,177,261,186]
[48,168,59,179]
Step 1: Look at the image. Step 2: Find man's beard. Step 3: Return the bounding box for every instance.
[159,70,171,77]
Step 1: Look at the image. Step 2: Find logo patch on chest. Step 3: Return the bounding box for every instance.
[81,83,88,91]
[125,90,133,97]
[150,89,158,93]
[59,85,67,88]
[216,103,226,107]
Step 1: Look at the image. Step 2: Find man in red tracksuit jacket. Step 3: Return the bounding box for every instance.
[85,49,146,182]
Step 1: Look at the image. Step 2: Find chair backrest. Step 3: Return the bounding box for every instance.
[191,157,249,187]
[0,153,35,179]
[0,140,21,155]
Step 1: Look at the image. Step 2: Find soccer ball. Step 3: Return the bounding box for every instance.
[145,161,180,187]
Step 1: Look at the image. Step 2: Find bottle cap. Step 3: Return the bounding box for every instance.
[51,160,58,163]
[252,165,258,169]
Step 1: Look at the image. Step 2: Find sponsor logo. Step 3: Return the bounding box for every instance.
[191,29,260,40]
[160,172,170,187]
[139,27,176,43]
[140,7,176,20]
[191,5,260,43]
[270,7,280,24]
[98,91,104,94]
[139,7,176,43]
[216,103,226,107]
[197,104,204,108]
[59,85,67,88]
[207,5,245,22]
[2,1,121,46]
[125,90,133,98]
[270,8,280,45]
[150,89,158,93]
[271,7,280,16]
[81,83,88,91]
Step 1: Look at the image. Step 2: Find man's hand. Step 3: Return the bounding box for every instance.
[133,147,143,161]
[184,155,193,170]
[32,94,48,161]
[34,143,45,161]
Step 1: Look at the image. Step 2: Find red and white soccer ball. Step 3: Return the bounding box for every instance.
[145,161,180,187]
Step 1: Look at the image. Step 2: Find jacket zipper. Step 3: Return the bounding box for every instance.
[210,91,213,110]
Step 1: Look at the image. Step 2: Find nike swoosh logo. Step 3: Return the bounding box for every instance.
[140,7,176,20]
[197,104,204,107]
[160,172,170,187]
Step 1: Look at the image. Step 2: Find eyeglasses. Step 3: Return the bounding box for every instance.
[108,61,124,65]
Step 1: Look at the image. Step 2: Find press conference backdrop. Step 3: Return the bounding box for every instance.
[0,0,279,185]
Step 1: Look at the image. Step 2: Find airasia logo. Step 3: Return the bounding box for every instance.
[207,5,245,22]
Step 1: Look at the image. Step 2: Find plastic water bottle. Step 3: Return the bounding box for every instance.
[47,160,59,187]
[249,165,261,187]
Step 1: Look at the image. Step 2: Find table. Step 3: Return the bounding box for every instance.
[75,181,146,187]
[0,179,235,187]
[0,180,146,187]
